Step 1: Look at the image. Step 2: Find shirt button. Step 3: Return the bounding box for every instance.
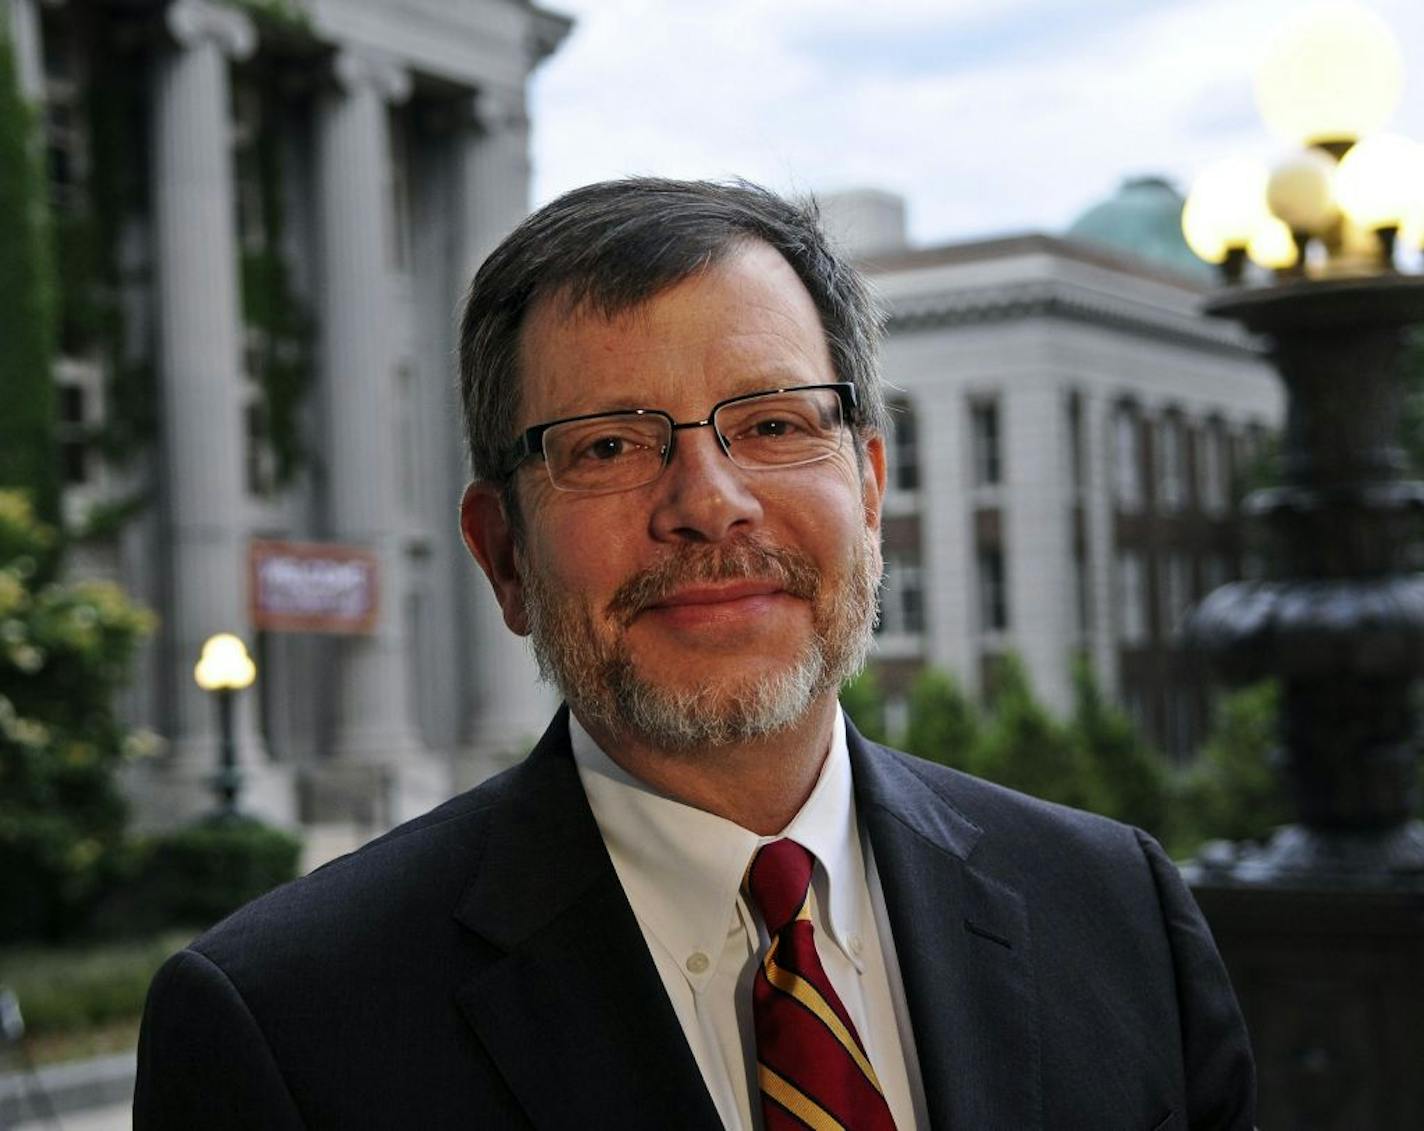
[849,935,864,958]
[685,952,711,975]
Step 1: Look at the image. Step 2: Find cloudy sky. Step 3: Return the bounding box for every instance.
[529,0,1424,248]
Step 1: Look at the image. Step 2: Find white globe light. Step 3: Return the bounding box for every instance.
[1247,216,1300,270]
[1183,159,1271,264]
[1335,133,1424,231]
[1266,149,1338,234]
[195,632,257,691]
[1255,1,1404,145]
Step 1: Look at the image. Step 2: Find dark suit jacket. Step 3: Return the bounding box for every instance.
[134,709,1254,1130]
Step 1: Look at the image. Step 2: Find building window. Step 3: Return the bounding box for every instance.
[58,383,89,485]
[977,546,1008,633]
[970,399,1001,487]
[41,25,86,214]
[1117,550,1147,645]
[1161,553,1190,639]
[1066,391,1085,489]
[886,398,919,492]
[232,81,265,251]
[1113,405,1142,510]
[1158,416,1186,512]
[1196,423,1228,515]
[877,553,925,636]
[245,400,273,496]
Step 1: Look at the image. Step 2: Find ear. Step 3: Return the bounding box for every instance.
[459,481,530,636]
[860,433,887,533]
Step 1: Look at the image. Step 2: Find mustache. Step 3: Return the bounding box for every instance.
[606,538,822,627]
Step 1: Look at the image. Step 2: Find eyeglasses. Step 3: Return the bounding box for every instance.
[500,382,858,494]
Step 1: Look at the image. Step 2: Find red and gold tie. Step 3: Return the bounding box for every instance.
[746,839,898,1131]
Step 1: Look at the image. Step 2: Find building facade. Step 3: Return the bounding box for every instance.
[826,190,1283,758]
[7,0,569,840]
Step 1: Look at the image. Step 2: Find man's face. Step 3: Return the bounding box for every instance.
[466,240,885,751]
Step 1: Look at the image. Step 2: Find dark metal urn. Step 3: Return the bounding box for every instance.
[1183,274,1424,1128]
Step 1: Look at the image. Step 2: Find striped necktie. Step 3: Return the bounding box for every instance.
[746,839,898,1131]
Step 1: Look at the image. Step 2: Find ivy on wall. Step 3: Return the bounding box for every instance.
[238,62,314,489]
[0,31,60,525]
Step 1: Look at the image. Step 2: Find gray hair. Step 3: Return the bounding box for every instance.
[457,177,888,497]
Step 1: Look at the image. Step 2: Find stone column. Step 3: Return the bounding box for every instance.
[6,0,44,103]
[452,86,555,784]
[314,47,433,816]
[143,0,294,826]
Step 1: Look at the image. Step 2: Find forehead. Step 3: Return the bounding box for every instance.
[515,241,833,426]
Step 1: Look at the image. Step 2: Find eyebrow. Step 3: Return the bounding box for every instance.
[539,371,824,421]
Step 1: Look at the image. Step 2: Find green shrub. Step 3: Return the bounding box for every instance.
[140,816,301,928]
[840,667,887,744]
[1069,658,1170,839]
[902,668,979,773]
[0,491,157,942]
[0,930,192,1035]
[1170,681,1287,856]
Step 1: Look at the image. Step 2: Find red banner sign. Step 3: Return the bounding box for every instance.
[249,540,380,635]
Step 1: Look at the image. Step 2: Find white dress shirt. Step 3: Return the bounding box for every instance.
[570,708,930,1130]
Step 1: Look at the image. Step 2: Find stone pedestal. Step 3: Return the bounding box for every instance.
[1189,879,1424,1128]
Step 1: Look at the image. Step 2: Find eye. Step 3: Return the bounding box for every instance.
[751,417,799,439]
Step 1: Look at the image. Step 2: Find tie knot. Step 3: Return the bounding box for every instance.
[746,839,814,934]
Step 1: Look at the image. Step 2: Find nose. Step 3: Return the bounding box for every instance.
[647,424,764,543]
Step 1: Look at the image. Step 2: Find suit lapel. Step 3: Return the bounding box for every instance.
[849,727,1042,1131]
[453,711,722,1131]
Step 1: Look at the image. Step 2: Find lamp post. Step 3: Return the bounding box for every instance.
[1179,4,1424,1125]
[193,632,257,820]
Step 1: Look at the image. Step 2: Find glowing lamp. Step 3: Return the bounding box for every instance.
[1266,150,1338,235]
[194,633,257,692]
[1255,1,1403,147]
[1183,159,1271,265]
[1247,216,1300,270]
[1334,134,1424,232]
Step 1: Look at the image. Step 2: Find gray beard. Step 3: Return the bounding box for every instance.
[519,530,880,752]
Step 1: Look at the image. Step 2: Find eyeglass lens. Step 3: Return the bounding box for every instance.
[541,387,845,493]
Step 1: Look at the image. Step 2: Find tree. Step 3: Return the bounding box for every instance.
[0,30,59,524]
[902,667,979,773]
[1170,681,1288,857]
[840,667,887,744]
[0,491,156,940]
[1068,658,1170,839]
[974,654,1094,809]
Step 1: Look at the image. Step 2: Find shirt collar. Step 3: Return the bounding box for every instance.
[569,707,868,993]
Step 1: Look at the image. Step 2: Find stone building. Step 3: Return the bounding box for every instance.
[6,0,569,842]
[825,182,1283,757]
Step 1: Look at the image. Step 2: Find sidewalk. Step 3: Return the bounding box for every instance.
[13,1098,130,1130]
[1,1052,133,1131]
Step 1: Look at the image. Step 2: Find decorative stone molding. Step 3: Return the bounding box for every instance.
[165,0,256,59]
[469,85,527,135]
[884,279,1261,359]
[332,46,412,104]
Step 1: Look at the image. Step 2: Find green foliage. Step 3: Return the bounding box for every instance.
[0,491,157,942]
[0,31,59,523]
[238,72,315,488]
[973,654,1095,809]
[1068,658,1170,839]
[139,816,301,928]
[902,667,978,773]
[840,667,887,744]
[0,930,192,1035]
[1170,681,1288,855]
[228,0,314,32]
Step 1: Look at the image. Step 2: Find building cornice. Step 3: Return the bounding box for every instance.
[882,277,1263,359]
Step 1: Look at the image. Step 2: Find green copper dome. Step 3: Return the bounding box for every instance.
[1067,176,1213,281]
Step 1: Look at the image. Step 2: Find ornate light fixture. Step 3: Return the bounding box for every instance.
[1180,6,1424,1122]
[194,632,257,818]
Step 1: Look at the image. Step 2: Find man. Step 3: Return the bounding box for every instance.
[135,179,1255,1129]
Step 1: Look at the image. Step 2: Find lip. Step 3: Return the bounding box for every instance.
[647,581,786,609]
